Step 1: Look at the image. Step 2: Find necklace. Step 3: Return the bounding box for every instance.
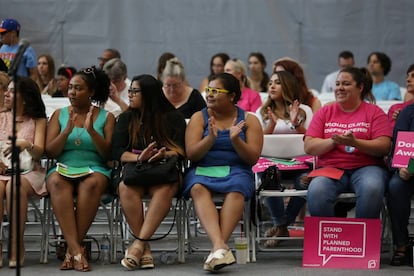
[74,127,85,146]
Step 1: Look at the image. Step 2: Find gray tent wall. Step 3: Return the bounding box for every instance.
[1,0,413,91]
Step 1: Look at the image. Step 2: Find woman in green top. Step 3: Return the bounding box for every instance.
[45,66,115,272]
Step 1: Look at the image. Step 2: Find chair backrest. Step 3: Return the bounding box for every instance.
[42,96,70,119]
[261,134,305,158]
[259,92,268,103]
[400,86,407,100]
[376,100,401,114]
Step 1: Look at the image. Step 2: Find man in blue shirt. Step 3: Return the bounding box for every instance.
[367,52,401,101]
[0,18,37,80]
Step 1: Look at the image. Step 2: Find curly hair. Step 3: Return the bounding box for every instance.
[76,66,110,104]
[367,52,392,76]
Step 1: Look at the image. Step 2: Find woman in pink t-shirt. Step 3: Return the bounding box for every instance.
[304,67,391,219]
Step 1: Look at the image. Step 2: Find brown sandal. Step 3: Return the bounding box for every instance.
[60,253,74,270]
[73,253,90,272]
[264,225,289,248]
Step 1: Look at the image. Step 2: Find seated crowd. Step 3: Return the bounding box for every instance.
[1,42,414,273]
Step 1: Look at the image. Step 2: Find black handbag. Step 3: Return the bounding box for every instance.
[257,165,284,193]
[251,165,284,226]
[123,155,180,186]
[109,160,123,194]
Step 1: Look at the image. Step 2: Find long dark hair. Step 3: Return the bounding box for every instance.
[260,71,304,123]
[248,52,270,92]
[15,76,47,118]
[273,59,313,106]
[209,53,230,77]
[128,74,185,156]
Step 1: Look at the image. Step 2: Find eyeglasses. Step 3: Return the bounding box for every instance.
[204,87,230,96]
[163,83,181,89]
[97,57,109,63]
[81,67,96,79]
[128,88,142,96]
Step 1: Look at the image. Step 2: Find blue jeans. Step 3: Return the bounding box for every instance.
[265,171,308,226]
[387,171,414,247]
[307,165,388,218]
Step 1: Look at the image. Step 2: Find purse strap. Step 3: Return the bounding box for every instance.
[128,198,179,242]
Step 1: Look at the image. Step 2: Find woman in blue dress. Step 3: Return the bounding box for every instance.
[183,73,263,272]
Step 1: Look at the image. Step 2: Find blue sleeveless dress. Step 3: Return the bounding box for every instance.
[46,106,111,178]
[183,107,255,200]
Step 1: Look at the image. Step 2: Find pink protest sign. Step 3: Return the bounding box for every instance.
[392,131,414,168]
[302,217,381,269]
[252,156,310,173]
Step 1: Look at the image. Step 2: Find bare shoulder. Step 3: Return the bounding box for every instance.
[34,117,47,126]
[188,110,204,126]
[49,108,62,122]
[104,108,115,121]
[245,112,260,125]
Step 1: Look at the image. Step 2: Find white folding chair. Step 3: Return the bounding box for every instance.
[184,195,251,262]
[251,134,310,261]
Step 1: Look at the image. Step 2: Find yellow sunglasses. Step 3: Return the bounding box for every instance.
[205,87,230,96]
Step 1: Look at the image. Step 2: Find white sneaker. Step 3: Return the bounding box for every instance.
[203,252,214,271]
[206,249,236,271]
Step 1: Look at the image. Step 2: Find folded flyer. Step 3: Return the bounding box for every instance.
[56,162,93,178]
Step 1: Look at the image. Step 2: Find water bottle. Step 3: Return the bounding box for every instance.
[159,251,176,265]
[100,233,111,265]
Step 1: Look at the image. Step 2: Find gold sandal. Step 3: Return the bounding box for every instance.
[140,243,154,269]
[121,242,144,271]
[60,252,74,270]
[73,252,90,272]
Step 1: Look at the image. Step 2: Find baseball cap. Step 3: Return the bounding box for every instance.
[0,18,21,33]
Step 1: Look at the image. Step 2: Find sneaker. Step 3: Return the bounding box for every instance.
[207,249,235,271]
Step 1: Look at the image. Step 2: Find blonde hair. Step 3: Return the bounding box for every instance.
[161,57,187,82]
[227,58,250,88]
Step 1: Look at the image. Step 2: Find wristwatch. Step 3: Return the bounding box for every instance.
[290,122,300,130]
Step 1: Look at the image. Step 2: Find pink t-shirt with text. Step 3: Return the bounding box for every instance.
[305,102,392,169]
